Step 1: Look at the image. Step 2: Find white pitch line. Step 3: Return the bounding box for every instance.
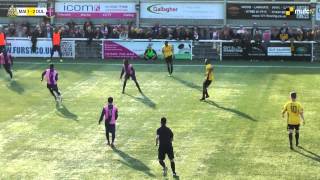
[13,61,320,69]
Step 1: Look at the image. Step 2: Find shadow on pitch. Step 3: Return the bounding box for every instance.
[56,103,78,121]
[7,80,25,94]
[125,92,156,109]
[205,100,257,121]
[112,147,155,177]
[172,76,202,92]
[293,146,320,163]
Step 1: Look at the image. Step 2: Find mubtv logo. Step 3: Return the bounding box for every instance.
[285,6,314,17]
[63,3,100,12]
[147,4,178,14]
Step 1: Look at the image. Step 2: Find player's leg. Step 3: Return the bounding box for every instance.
[168,147,177,177]
[105,123,110,145]
[152,55,157,60]
[109,124,116,146]
[58,46,63,62]
[169,57,173,75]
[288,125,294,149]
[52,85,61,96]
[49,46,56,61]
[122,76,129,94]
[205,80,212,98]
[165,58,171,76]
[158,148,167,176]
[295,125,300,146]
[47,84,57,100]
[52,85,62,102]
[132,75,142,93]
[4,64,13,79]
[201,80,209,100]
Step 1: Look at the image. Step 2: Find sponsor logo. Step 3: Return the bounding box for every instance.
[285,6,314,17]
[147,4,178,14]
[63,3,100,12]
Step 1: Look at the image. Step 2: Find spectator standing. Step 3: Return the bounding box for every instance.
[211,28,219,40]
[30,27,41,53]
[95,27,104,39]
[85,27,95,45]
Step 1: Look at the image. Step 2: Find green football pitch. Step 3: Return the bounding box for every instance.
[0,59,319,179]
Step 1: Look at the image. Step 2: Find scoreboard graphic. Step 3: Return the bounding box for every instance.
[7,5,48,17]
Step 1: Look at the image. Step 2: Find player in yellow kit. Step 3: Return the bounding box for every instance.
[282,92,305,150]
[162,41,174,76]
[200,59,214,101]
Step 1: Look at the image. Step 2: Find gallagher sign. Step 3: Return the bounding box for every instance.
[140,2,224,20]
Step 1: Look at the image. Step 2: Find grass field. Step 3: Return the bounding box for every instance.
[0,60,319,180]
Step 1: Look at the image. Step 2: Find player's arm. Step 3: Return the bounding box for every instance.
[300,111,305,125]
[120,67,124,79]
[98,108,105,124]
[115,109,118,120]
[156,130,159,146]
[131,66,135,75]
[55,73,58,82]
[41,71,46,81]
[300,106,305,125]
[156,135,159,146]
[153,49,157,56]
[281,104,287,118]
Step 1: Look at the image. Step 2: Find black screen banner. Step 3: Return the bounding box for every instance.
[227,3,311,20]
[222,42,311,61]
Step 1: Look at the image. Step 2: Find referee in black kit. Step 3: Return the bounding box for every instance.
[156,117,178,177]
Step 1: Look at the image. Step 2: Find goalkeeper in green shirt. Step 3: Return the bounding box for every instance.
[144,44,157,61]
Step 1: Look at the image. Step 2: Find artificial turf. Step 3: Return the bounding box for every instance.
[0,59,319,179]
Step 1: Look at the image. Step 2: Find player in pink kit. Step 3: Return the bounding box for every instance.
[41,64,62,102]
[98,97,118,147]
[0,50,13,79]
[120,59,142,94]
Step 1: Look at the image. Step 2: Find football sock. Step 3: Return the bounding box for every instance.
[159,160,166,169]
[170,161,176,173]
[295,133,299,146]
[289,133,293,147]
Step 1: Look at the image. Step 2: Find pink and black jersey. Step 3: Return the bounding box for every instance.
[104,105,118,125]
[44,69,58,85]
[122,64,134,75]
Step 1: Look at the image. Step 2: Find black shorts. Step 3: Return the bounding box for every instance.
[52,45,61,52]
[3,63,11,70]
[125,74,136,81]
[105,124,115,134]
[203,80,212,88]
[287,124,300,131]
[158,146,174,160]
[47,84,58,89]
[0,45,5,53]
[165,56,173,63]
